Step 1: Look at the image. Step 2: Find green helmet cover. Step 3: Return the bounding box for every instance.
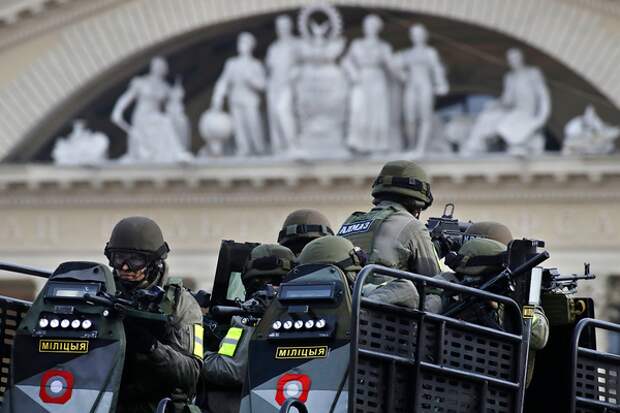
[465,221,513,245]
[278,209,334,253]
[371,160,433,209]
[451,238,507,276]
[242,244,296,289]
[298,235,362,273]
[105,216,169,258]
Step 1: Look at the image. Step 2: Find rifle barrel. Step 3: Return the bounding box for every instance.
[0,262,52,278]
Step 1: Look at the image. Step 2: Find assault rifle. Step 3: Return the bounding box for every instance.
[426,203,473,258]
[83,285,171,323]
[541,263,596,294]
[211,285,276,321]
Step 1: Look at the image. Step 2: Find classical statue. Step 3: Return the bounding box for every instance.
[265,15,300,154]
[198,109,233,157]
[342,14,396,154]
[395,24,449,155]
[211,32,267,157]
[562,105,620,155]
[294,3,349,157]
[111,56,192,163]
[462,48,551,156]
[52,119,109,165]
[166,79,191,150]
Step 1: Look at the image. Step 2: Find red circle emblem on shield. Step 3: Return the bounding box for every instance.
[39,370,74,404]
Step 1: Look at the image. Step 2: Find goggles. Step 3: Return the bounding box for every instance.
[109,251,150,272]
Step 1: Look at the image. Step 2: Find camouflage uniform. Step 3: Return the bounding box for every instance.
[339,161,441,309]
[197,244,295,413]
[105,217,203,413]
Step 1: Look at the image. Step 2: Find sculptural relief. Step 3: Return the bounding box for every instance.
[211,32,267,157]
[462,48,551,156]
[265,15,300,154]
[294,3,349,157]
[55,3,613,165]
[166,79,191,150]
[395,24,449,155]
[562,105,620,155]
[111,57,192,163]
[342,14,396,154]
[52,119,109,165]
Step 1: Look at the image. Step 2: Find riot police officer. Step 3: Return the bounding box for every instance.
[104,216,203,413]
[298,235,443,309]
[445,238,549,386]
[198,244,296,413]
[278,209,334,255]
[338,161,441,308]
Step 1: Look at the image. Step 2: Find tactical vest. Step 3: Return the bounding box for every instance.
[337,205,398,263]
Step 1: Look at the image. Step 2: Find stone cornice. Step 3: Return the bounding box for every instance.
[0,156,619,207]
[0,0,125,51]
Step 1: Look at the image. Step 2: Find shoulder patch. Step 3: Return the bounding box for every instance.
[338,220,373,236]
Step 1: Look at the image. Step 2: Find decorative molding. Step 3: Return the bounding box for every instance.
[0,157,619,207]
[1,0,620,161]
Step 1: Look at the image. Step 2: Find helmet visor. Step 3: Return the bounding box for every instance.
[109,251,149,272]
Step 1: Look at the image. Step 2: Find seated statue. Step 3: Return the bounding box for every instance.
[462,48,551,156]
[52,120,109,165]
[562,105,620,155]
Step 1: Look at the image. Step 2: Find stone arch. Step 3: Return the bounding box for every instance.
[1,0,619,160]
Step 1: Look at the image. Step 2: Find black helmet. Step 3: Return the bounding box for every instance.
[372,160,433,210]
[104,217,170,289]
[278,209,334,254]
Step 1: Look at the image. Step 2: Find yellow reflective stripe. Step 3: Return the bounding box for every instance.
[225,327,243,340]
[193,324,204,359]
[219,342,237,357]
[218,327,243,357]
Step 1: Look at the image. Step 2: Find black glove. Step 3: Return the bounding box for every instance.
[124,319,158,354]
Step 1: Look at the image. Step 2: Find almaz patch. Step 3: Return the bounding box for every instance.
[275,345,329,360]
[39,339,89,354]
[338,220,372,236]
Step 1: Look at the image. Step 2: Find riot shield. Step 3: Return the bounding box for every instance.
[570,318,620,413]
[0,296,31,408]
[349,265,529,413]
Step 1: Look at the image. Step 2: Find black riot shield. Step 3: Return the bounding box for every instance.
[570,318,620,413]
[239,264,352,413]
[210,240,261,310]
[349,264,529,413]
[0,296,31,408]
[1,261,126,413]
